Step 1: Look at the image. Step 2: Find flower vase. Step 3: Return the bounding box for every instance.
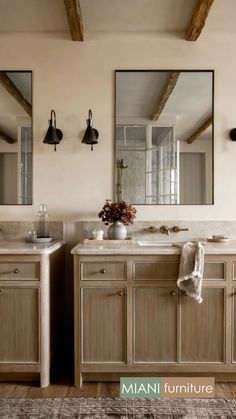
[107,221,127,240]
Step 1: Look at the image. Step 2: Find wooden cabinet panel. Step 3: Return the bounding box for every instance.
[232,263,236,280]
[0,287,39,362]
[232,288,236,362]
[81,262,126,281]
[0,262,39,280]
[204,262,225,280]
[133,286,177,362]
[134,261,225,281]
[81,287,126,363]
[180,287,225,363]
[134,262,179,280]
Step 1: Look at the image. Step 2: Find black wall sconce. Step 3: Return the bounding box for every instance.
[82,109,99,151]
[43,109,63,151]
[230,128,236,141]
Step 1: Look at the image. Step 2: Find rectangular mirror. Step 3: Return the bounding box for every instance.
[0,71,32,205]
[115,70,214,205]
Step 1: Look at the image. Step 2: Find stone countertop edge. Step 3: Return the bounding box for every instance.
[0,240,65,255]
[71,240,236,256]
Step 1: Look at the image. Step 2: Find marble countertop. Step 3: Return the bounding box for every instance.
[0,240,65,255]
[71,240,236,255]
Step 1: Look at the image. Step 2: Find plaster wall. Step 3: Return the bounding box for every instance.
[0,31,234,223]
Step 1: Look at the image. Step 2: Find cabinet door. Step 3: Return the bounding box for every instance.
[0,287,39,362]
[232,288,236,362]
[133,286,178,362]
[180,287,225,363]
[81,287,126,363]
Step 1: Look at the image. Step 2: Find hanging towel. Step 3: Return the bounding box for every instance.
[177,241,204,304]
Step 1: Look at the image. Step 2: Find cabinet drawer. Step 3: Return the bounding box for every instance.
[134,261,226,281]
[0,262,39,280]
[81,262,126,281]
[134,262,179,280]
[204,262,225,280]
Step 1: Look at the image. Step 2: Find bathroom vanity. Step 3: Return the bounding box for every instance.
[0,240,65,387]
[72,241,236,386]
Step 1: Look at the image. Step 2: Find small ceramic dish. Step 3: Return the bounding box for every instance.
[25,237,53,243]
[207,237,229,243]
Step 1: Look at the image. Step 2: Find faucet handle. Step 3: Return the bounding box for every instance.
[172,226,189,233]
[144,226,158,233]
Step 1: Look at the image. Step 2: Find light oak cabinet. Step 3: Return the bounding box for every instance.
[0,287,39,363]
[74,254,235,386]
[232,287,236,363]
[133,286,178,363]
[81,287,126,363]
[0,246,65,387]
[180,287,225,363]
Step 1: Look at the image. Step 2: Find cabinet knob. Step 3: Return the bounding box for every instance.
[0,290,3,295]
[13,268,20,274]
[100,268,106,274]
[117,290,125,296]
[169,290,177,296]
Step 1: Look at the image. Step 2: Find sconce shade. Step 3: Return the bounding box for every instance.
[82,109,99,150]
[82,126,98,144]
[230,128,236,141]
[43,109,63,151]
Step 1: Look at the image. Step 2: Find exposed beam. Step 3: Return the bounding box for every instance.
[0,72,32,117]
[151,72,180,121]
[186,116,213,144]
[186,0,215,41]
[0,129,15,144]
[64,0,84,41]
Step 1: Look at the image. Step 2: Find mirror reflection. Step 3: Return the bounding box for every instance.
[115,70,213,205]
[0,71,32,205]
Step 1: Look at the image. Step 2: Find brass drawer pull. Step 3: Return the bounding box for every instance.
[100,269,106,274]
[117,290,125,296]
[169,290,177,296]
[0,290,3,295]
[13,268,20,274]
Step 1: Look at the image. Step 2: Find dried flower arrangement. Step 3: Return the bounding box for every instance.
[98,199,137,226]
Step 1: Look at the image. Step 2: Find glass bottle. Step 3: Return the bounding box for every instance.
[38,204,49,238]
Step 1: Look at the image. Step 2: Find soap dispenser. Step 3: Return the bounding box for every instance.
[38,204,49,238]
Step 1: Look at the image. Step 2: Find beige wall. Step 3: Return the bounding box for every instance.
[0,32,234,222]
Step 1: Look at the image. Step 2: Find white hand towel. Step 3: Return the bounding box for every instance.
[177,241,204,304]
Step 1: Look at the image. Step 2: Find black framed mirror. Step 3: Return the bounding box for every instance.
[115,70,214,205]
[0,70,32,205]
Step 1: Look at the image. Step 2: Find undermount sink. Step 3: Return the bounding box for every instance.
[137,241,174,247]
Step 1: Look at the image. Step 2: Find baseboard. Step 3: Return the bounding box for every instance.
[0,372,39,382]
[83,372,236,383]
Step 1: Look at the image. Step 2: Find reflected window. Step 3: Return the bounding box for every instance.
[115,70,213,205]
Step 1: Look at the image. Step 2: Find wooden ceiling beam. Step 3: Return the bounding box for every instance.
[0,72,32,117]
[186,0,215,41]
[64,0,84,41]
[151,71,180,121]
[186,116,213,144]
[0,128,15,144]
